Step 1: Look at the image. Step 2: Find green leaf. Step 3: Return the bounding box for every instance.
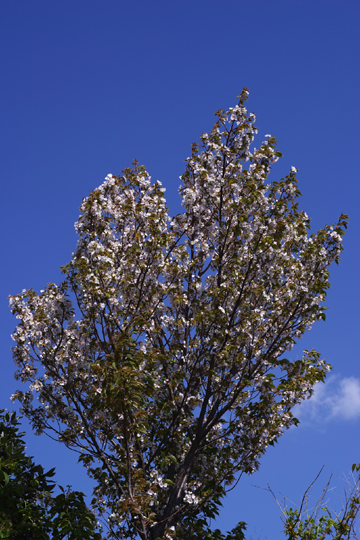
[0,469,10,486]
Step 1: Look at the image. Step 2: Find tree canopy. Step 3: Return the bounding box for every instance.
[9,89,348,539]
[0,409,100,539]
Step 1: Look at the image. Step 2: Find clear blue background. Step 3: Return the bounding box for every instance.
[1,1,359,537]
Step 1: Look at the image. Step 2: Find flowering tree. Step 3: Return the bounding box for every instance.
[9,89,347,540]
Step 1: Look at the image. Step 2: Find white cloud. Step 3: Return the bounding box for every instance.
[332,377,360,420]
[293,376,360,424]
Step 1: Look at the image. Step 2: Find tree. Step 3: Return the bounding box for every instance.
[0,409,100,539]
[9,88,348,539]
[270,464,360,540]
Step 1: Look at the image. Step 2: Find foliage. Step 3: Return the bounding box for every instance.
[9,89,348,539]
[0,409,100,539]
[270,465,360,540]
[182,515,246,540]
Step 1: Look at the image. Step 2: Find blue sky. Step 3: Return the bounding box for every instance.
[1,1,359,537]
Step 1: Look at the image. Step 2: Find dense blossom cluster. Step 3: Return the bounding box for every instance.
[10,89,347,540]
